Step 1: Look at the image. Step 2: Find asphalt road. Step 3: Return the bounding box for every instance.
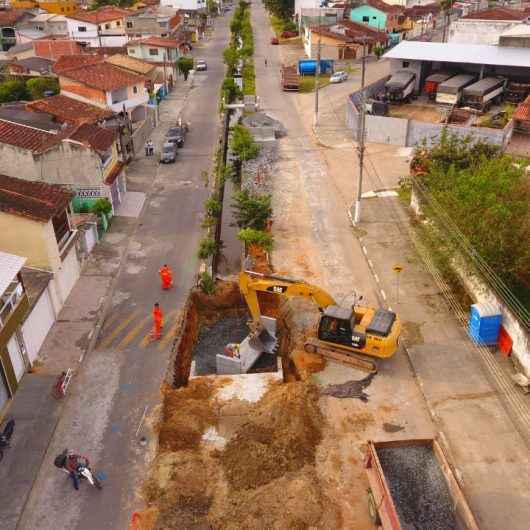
[17,15,230,530]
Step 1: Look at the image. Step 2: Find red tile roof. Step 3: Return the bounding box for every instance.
[26,95,114,125]
[68,122,116,151]
[0,9,27,27]
[33,39,83,60]
[310,26,354,42]
[53,54,104,74]
[69,6,132,24]
[0,119,66,153]
[404,3,440,17]
[0,174,73,223]
[462,7,529,21]
[127,36,181,48]
[514,95,530,122]
[60,62,145,91]
[366,0,403,15]
[338,20,389,41]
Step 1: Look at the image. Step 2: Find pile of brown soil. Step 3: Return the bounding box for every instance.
[158,380,219,451]
[217,382,322,491]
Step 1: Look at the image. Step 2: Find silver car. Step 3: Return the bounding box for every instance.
[160,142,177,164]
[195,60,207,71]
[330,71,348,84]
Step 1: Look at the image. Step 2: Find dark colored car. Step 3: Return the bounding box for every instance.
[160,142,177,163]
[280,30,298,38]
[165,126,186,147]
[270,37,279,45]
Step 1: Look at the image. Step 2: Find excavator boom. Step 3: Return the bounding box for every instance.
[239,271,336,323]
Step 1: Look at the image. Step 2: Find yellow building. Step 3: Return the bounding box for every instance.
[11,0,77,15]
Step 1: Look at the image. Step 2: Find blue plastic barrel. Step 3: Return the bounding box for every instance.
[469,303,502,346]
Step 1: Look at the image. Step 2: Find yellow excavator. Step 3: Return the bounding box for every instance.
[239,271,401,373]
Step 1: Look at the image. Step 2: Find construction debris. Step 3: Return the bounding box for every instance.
[321,373,376,401]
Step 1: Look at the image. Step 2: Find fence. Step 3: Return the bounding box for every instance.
[347,77,515,148]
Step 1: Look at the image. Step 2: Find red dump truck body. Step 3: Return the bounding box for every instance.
[365,438,479,530]
[281,65,300,92]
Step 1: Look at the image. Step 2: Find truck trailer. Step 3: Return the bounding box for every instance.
[436,74,476,106]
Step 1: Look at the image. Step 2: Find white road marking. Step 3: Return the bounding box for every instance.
[380,289,387,300]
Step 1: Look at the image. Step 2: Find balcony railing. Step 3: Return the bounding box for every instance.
[0,281,25,329]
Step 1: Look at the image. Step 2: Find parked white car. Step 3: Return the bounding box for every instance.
[195,60,207,71]
[330,71,348,84]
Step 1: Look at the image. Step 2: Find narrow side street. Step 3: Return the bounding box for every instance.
[10,14,231,530]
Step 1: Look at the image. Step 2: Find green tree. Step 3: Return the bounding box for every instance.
[91,198,112,217]
[230,124,260,161]
[223,46,239,73]
[237,228,274,252]
[197,237,219,259]
[0,79,29,103]
[231,190,272,230]
[177,56,194,80]
[222,77,241,104]
[26,77,59,100]
[204,195,222,218]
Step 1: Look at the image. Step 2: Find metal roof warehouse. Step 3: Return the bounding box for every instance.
[384,41,530,69]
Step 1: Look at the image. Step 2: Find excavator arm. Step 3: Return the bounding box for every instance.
[239,271,336,323]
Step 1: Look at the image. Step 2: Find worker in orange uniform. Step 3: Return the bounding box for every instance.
[159,264,173,290]
[151,303,163,340]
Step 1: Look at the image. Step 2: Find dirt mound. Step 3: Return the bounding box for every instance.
[217,382,322,491]
[159,380,219,451]
[209,466,326,530]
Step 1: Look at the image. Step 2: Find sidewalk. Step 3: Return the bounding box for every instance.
[0,81,192,530]
[356,195,530,530]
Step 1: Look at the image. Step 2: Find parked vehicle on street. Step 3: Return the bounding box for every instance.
[270,37,279,45]
[0,418,15,462]
[436,73,475,105]
[160,142,178,163]
[330,71,348,84]
[195,60,207,71]
[385,70,416,102]
[365,438,479,530]
[462,76,507,111]
[281,30,298,38]
[165,126,186,147]
[55,449,103,490]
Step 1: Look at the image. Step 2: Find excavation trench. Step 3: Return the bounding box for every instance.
[172,280,283,386]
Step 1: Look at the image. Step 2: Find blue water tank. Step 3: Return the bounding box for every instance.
[298,59,334,76]
[468,303,502,346]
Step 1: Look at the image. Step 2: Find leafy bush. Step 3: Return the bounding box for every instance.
[204,195,222,217]
[237,228,274,252]
[230,124,260,161]
[0,79,29,103]
[26,77,59,99]
[198,237,218,259]
[222,77,241,103]
[223,46,239,73]
[200,271,216,295]
[231,190,272,230]
[242,60,255,96]
[90,198,112,217]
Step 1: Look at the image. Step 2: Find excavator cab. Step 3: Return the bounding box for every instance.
[318,306,367,350]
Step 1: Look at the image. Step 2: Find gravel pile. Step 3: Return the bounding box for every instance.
[377,445,458,530]
[193,315,249,375]
[241,141,279,196]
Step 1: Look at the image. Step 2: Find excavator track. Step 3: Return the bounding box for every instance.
[304,339,378,374]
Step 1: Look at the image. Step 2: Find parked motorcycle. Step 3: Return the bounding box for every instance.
[0,418,15,462]
[54,449,103,490]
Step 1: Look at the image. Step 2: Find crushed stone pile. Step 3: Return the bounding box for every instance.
[377,445,457,530]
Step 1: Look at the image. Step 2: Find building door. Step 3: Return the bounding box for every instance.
[7,334,26,382]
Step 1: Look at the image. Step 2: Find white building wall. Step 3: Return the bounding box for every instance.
[295,0,320,19]
[448,20,523,45]
[160,0,205,10]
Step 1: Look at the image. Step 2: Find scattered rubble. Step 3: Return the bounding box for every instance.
[321,373,376,401]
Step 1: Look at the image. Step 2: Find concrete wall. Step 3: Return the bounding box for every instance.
[448,20,521,45]
[0,213,57,270]
[0,143,39,180]
[347,77,513,148]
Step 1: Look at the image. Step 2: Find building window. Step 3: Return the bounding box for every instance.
[129,48,135,53]
[133,85,138,94]
[34,25,44,30]
[402,61,410,67]
[362,16,369,22]
[105,23,111,29]
[61,7,64,11]
[159,21,168,27]
[149,48,159,56]
[78,26,87,32]
[116,20,121,26]
[372,16,377,19]
[126,21,133,28]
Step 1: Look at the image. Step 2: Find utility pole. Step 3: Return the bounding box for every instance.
[313,9,322,128]
[353,39,367,225]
